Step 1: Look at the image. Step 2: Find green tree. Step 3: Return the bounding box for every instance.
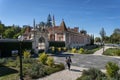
[0,22,5,35]
[95,37,101,42]
[110,28,120,43]
[4,28,15,38]
[100,27,106,42]
[90,34,94,45]
[104,36,110,43]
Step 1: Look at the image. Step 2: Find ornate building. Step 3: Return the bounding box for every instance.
[23,15,90,53]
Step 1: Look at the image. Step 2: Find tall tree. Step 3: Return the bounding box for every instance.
[90,34,94,45]
[110,28,120,43]
[100,27,106,42]
[95,37,101,42]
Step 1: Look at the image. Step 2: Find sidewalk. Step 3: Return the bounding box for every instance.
[93,46,112,55]
[38,66,87,80]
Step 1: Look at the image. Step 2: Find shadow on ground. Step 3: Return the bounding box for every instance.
[48,53,74,57]
[0,65,18,77]
[70,69,82,72]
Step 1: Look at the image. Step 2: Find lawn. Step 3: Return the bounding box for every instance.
[103,48,120,56]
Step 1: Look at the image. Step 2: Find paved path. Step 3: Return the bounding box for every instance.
[93,46,112,55]
[38,46,120,80]
[38,66,85,80]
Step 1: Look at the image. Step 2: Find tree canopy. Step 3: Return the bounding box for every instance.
[0,21,24,39]
[99,27,106,41]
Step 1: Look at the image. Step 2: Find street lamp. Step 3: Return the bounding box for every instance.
[18,35,24,80]
[103,41,104,54]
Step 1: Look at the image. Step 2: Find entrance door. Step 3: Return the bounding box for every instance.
[38,37,45,50]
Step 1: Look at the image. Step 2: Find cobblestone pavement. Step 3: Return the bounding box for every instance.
[38,46,120,80]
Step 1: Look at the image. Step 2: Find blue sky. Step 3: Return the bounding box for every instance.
[0,0,120,37]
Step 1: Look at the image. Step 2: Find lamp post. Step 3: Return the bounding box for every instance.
[18,36,24,80]
[103,41,104,54]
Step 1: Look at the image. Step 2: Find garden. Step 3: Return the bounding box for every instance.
[76,62,120,80]
[0,51,65,80]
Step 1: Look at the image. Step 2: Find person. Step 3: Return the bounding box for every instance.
[65,56,72,70]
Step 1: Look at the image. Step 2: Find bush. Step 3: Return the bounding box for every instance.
[45,63,65,75]
[115,49,120,56]
[106,62,119,78]
[50,46,55,53]
[23,58,37,64]
[5,58,18,67]
[77,67,106,80]
[46,56,54,67]
[62,47,67,52]
[78,48,85,54]
[23,63,32,76]
[0,58,7,65]
[27,63,45,79]
[23,50,31,59]
[71,48,77,53]
[57,47,61,52]
[103,48,120,56]
[83,50,94,54]
[38,53,48,65]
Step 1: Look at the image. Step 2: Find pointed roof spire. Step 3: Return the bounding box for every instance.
[52,15,56,27]
[60,19,67,31]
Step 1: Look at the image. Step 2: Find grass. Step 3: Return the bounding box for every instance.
[0,65,19,80]
[0,73,19,80]
[84,47,101,54]
[103,48,120,56]
[0,65,18,77]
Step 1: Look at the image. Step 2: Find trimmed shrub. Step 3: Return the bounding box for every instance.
[51,46,55,53]
[57,47,61,52]
[46,56,54,67]
[71,48,77,53]
[38,53,48,64]
[78,48,85,54]
[106,62,119,78]
[63,47,67,52]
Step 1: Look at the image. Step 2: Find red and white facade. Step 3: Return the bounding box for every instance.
[23,20,91,52]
